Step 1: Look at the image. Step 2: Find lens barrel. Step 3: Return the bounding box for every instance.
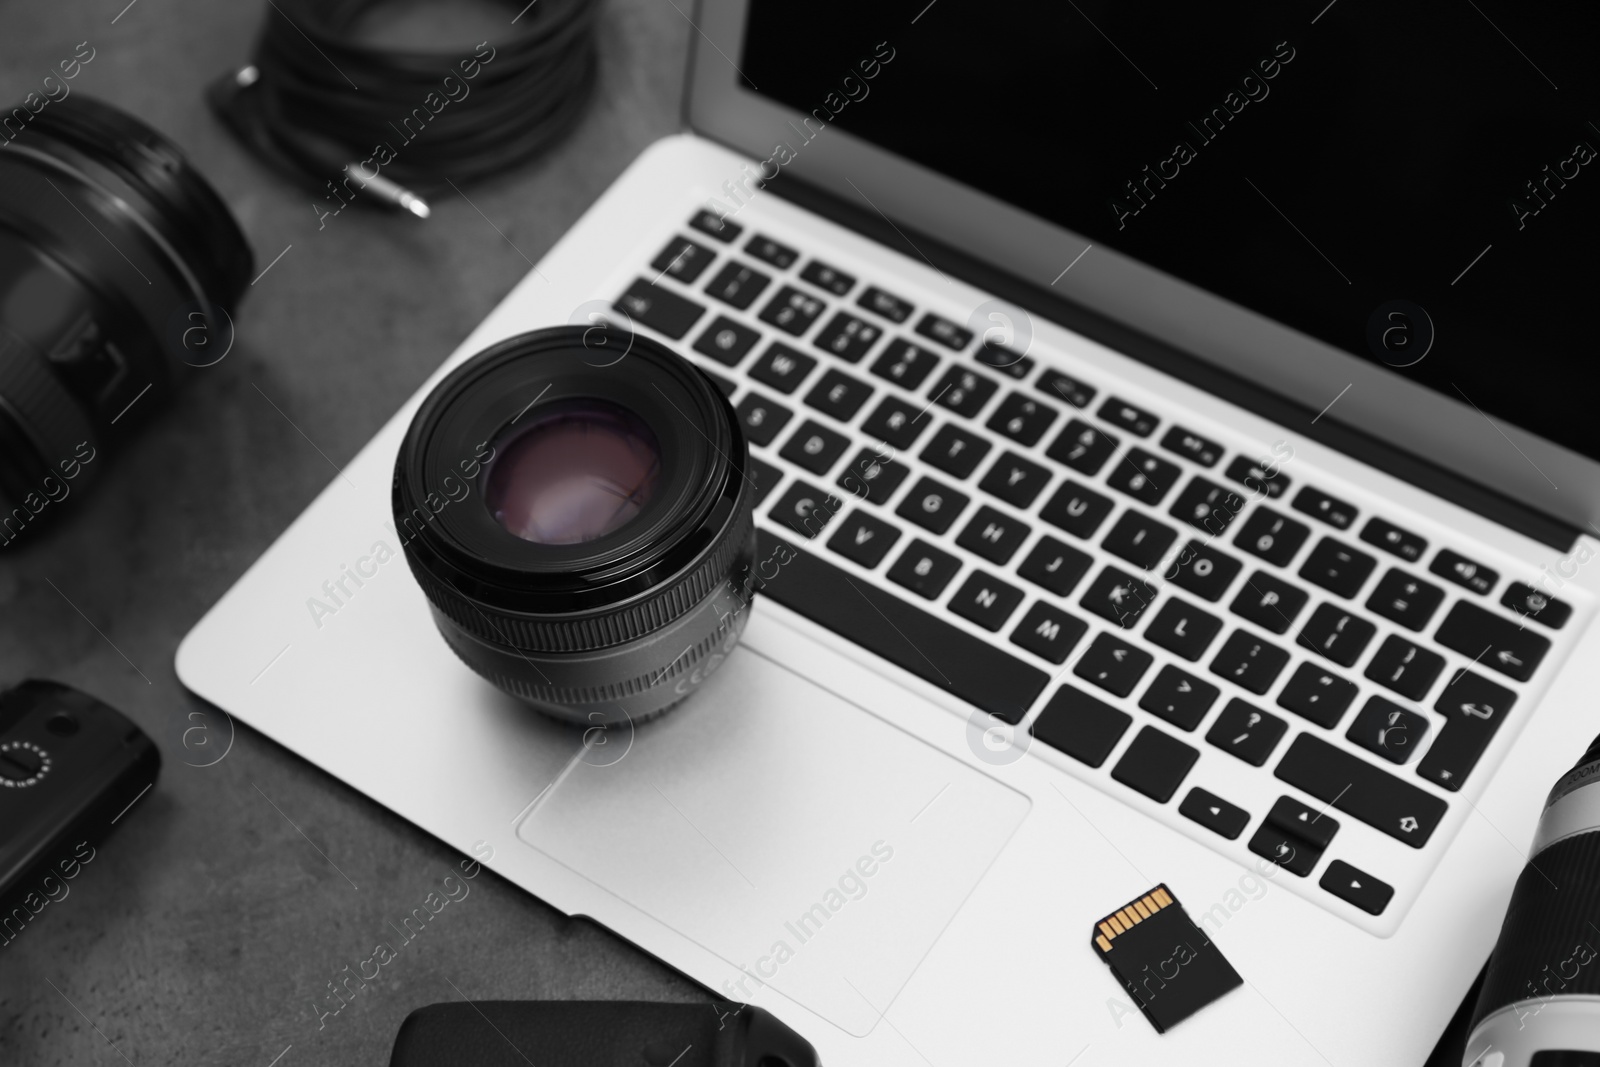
[0,95,252,543]
[1465,732,1600,1066]
[393,326,757,725]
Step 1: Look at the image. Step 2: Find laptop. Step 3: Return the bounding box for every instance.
[178,2,1600,1063]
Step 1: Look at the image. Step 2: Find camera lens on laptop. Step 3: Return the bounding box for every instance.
[393,326,758,725]
[0,95,253,543]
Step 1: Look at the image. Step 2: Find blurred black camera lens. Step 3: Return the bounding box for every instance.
[393,326,758,725]
[0,95,253,544]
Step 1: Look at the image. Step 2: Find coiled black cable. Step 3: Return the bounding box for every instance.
[210,0,599,208]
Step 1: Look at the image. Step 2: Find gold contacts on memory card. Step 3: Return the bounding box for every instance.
[1092,884,1242,1033]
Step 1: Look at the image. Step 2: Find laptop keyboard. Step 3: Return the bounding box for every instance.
[612,207,1578,925]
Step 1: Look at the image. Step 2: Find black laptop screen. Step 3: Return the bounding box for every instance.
[741,1,1600,461]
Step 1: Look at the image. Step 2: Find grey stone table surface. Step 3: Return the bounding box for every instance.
[0,2,706,1064]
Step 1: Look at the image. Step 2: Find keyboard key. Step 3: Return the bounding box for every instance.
[747,456,782,507]
[966,343,1030,385]
[1140,666,1220,730]
[1074,632,1154,697]
[1180,788,1250,840]
[957,506,1031,564]
[1206,698,1288,766]
[1010,602,1090,664]
[652,235,716,282]
[1112,727,1199,803]
[1036,368,1095,409]
[749,342,817,393]
[896,475,970,534]
[813,312,883,363]
[1166,540,1244,602]
[1346,696,1429,765]
[693,316,760,366]
[1321,860,1393,916]
[1366,569,1445,631]
[616,278,705,339]
[1364,635,1444,701]
[1293,486,1357,530]
[1299,538,1377,598]
[860,396,929,451]
[734,393,792,446]
[1145,599,1223,661]
[974,343,1033,380]
[921,424,991,478]
[688,209,740,242]
[1361,517,1427,563]
[986,392,1059,445]
[1274,733,1448,847]
[1081,567,1157,629]
[745,233,797,268]
[948,571,1025,631]
[1419,670,1518,790]
[1501,582,1572,629]
[1030,684,1130,766]
[915,312,972,350]
[929,365,999,418]
[1102,511,1178,570]
[1045,418,1119,476]
[702,368,735,396]
[870,340,941,390]
[1277,662,1358,728]
[1099,396,1158,437]
[1168,476,1247,536]
[1266,795,1340,849]
[1234,507,1310,567]
[758,286,826,336]
[805,368,874,422]
[836,448,908,506]
[799,259,855,296]
[705,261,770,310]
[1434,601,1550,682]
[1210,631,1289,694]
[1107,448,1182,506]
[1295,604,1376,667]
[779,419,850,474]
[1039,481,1113,539]
[857,285,913,323]
[769,481,842,539]
[827,510,900,568]
[1248,824,1321,877]
[887,539,961,598]
[1229,571,1310,634]
[1225,455,1291,499]
[1017,535,1093,595]
[1431,548,1498,596]
[1160,426,1223,467]
[755,532,1049,723]
[978,452,1052,508]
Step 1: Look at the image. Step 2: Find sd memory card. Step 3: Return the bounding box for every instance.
[1091,884,1242,1033]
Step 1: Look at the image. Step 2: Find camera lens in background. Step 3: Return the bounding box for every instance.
[1465,732,1600,1066]
[393,326,758,725]
[0,95,253,544]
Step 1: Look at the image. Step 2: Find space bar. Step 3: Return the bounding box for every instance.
[754,531,1049,724]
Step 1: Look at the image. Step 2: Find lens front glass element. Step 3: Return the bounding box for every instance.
[484,398,661,545]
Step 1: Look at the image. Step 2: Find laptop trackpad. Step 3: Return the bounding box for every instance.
[515,645,1030,1037]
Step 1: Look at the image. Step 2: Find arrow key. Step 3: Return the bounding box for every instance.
[1320,860,1394,915]
[1248,824,1321,876]
[1265,795,1340,849]
[1179,787,1250,840]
